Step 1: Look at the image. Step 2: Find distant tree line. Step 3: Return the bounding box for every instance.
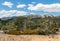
[0,15,60,35]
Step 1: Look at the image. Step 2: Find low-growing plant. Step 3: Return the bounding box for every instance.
[7,30,21,35]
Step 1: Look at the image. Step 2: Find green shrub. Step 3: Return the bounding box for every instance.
[21,29,39,35]
[7,30,21,35]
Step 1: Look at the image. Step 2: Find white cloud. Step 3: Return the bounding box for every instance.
[30,13,36,15]
[28,4,34,7]
[31,2,36,4]
[17,4,26,8]
[28,3,60,12]
[0,10,27,18]
[2,1,13,8]
[15,11,27,16]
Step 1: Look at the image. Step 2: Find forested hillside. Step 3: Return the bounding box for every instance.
[0,14,60,35]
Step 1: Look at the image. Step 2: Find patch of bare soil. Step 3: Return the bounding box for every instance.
[0,34,60,41]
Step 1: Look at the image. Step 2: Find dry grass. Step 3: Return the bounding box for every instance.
[0,34,60,41]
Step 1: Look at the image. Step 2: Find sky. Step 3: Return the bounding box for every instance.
[0,0,60,18]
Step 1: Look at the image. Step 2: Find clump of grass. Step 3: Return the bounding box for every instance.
[7,30,21,35]
[21,29,39,35]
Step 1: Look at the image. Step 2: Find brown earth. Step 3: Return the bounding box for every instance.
[0,34,60,41]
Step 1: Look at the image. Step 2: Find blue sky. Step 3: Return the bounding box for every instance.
[0,0,60,18]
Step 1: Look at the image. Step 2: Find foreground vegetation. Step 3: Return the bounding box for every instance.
[0,14,60,35]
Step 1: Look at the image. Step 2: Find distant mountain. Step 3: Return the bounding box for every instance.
[27,14,42,18]
[56,16,60,18]
[27,14,55,19]
[0,14,59,20]
[44,14,54,17]
[0,16,17,20]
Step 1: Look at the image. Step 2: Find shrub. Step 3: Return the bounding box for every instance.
[7,30,21,35]
[21,29,39,35]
